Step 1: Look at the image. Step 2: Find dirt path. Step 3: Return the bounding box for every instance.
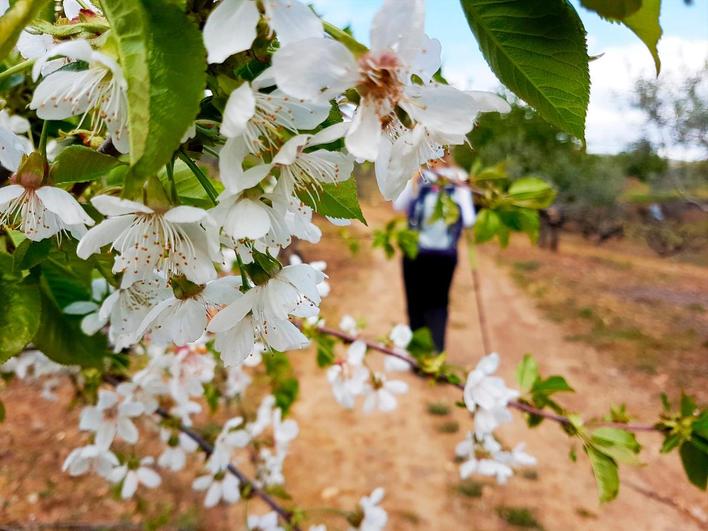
[285,215,708,530]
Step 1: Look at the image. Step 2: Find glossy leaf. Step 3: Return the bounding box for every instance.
[33,291,107,368]
[102,0,206,194]
[299,178,366,225]
[580,0,641,19]
[51,146,125,183]
[586,445,620,502]
[679,441,708,490]
[461,0,590,140]
[0,277,41,363]
[516,354,539,393]
[623,0,662,74]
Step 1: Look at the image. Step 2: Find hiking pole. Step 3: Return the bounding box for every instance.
[465,231,492,355]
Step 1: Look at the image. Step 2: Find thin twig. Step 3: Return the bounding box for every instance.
[309,324,662,433]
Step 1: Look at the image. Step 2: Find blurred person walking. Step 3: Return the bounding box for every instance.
[394,155,476,352]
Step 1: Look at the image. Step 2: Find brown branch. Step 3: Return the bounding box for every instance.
[310,324,663,434]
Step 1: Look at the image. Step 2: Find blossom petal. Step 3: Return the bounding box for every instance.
[0,184,26,206]
[90,194,153,216]
[76,215,134,259]
[137,467,161,488]
[264,0,323,46]
[221,83,256,138]
[164,205,209,224]
[345,99,382,161]
[203,0,259,63]
[370,0,425,63]
[224,199,271,240]
[208,290,258,333]
[272,38,359,102]
[121,471,138,499]
[35,186,94,226]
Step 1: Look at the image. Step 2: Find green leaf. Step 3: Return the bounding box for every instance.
[11,238,52,272]
[396,228,419,259]
[0,276,41,363]
[263,351,299,414]
[586,445,620,502]
[474,208,500,243]
[680,393,697,417]
[0,0,52,60]
[507,177,557,209]
[33,291,107,368]
[693,412,708,439]
[622,0,662,74]
[407,327,436,358]
[316,334,336,368]
[532,375,574,395]
[591,428,641,465]
[299,178,366,225]
[158,159,223,208]
[0,399,5,422]
[460,0,590,140]
[660,432,682,454]
[580,0,641,19]
[679,441,708,490]
[516,354,539,393]
[51,146,125,183]
[102,0,206,192]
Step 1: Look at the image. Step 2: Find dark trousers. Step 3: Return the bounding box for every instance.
[402,252,458,352]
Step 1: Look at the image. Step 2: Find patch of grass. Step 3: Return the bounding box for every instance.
[456,479,484,498]
[687,302,705,313]
[577,306,594,319]
[513,260,541,273]
[589,255,633,271]
[575,507,598,519]
[521,469,539,481]
[426,401,450,416]
[436,420,459,433]
[496,506,543,529]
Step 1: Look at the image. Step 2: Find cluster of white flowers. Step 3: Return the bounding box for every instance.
[0,349,70,401]
[57,339,308,508]
[456,353,536,484]
[326,320,412,412]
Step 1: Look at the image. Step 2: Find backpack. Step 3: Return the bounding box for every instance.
[407,183,463,254]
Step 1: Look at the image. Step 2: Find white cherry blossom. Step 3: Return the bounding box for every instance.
[356,487,388,531]
[86,274,171,351]
[207,416,251,473]
[247,511,284,531]
[389,323,413,349]
[327,340,369,409]
[30,40,129,153]
[204,0,322,64]
[62,445,119,478]
[219,71,329,159]
[135,276,241,346]
[362,372,408,413]
[77,196,221,288]
[192,471,241,508]
[157,429,199,472]
[208,264,325,366]
[464,352,519,413]
[79,389,144,449]
[339,314,359,336]
[108,457,161,499]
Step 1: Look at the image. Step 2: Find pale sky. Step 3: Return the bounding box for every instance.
[311,0,708,160]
